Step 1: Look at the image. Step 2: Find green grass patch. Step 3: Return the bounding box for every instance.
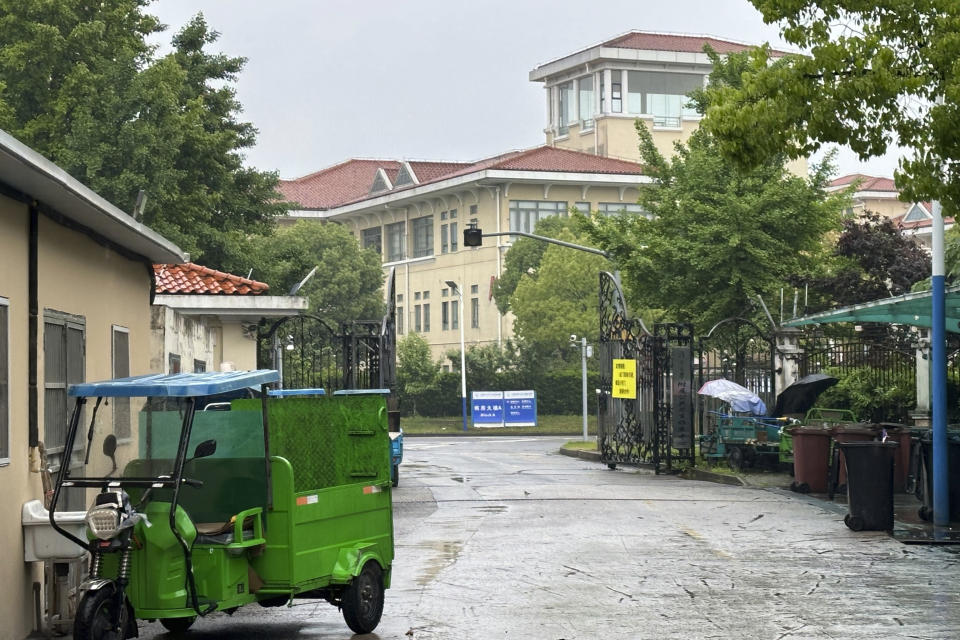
[400,414,597,436]
[561,440,597,451]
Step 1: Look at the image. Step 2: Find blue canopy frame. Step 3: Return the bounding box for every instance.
[68,370,280,398]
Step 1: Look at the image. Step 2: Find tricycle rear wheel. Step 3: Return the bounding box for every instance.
[341,561,384,634]
[159,616,196,635]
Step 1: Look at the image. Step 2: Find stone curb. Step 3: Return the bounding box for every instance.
[559,447,602,462]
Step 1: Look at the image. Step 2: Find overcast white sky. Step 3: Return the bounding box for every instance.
[149,0,903,181]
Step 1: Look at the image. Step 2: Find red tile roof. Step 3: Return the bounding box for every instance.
[153,263,269,295]
[829,174,898,192]
[280,146,646,210]
[601,31,788,57]
[895,203,952,230]
[278,159,401,210]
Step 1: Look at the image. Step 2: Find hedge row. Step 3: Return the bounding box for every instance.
[398,369,602,417]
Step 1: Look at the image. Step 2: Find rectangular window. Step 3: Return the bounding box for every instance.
[361,227,382,255]
[44,312,85,454]
[597,202,650,218]
[397,307,404,334]
[385,221,406,261]
[471,297,479,329]
[412,216,434,258]
[423,290,430,300]
[557,81,573,135]
[442,302,449,331]
[600,71,605,112]
[414,291,421,301]
[470,284,479,295]
[578,75,594,128]
[627,70,644,115]
[396,293,403,303]
[414,305,422,332]
[450,221,458,252]
[574,201,591,214]
[441,224,449,254]
[0,298,8,463]
[169,353,181,373]
[440,210,447,221]
[509,200,569,234]
[423,303,430,332]
[112,326,131,439]
[193,359,206,373]
[451,300,459,330]
[450,209,457,219]
[612,71,622,113]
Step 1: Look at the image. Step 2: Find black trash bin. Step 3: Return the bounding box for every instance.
[917,432,960,522]
[839,441,899,531]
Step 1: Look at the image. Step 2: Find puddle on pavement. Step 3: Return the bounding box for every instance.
[473,505,507,514]
[414,540,463,587]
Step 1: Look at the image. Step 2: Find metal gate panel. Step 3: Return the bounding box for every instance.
[597,272,694,473]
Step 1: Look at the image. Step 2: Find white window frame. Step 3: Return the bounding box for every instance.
[111,325,131,440]
[0,297,9,466]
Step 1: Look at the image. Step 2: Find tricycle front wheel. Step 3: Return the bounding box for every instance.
[74,586,128,640]
[341,561,384,634]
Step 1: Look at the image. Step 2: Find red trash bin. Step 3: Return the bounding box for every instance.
[790,426,832,493]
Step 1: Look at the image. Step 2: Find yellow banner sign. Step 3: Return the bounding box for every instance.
[612,358,636,399]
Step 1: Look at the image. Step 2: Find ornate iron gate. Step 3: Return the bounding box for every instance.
[696,317,775,439]
[256,268,397,396]
[597,272,694,473]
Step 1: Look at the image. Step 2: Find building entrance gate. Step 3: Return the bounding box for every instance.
[597,272,695,473]
[256,269,398,423]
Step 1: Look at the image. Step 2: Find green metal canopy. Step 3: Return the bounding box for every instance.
[783,285,960,333]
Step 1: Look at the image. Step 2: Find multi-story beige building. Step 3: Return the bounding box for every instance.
[280,31,784,361]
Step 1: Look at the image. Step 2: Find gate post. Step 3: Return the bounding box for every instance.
[775,326,803,395]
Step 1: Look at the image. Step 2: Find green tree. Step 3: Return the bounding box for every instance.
[698,1,960,212]
[493,216,580,314]
[803,211,930,310]
[251,221,384,326]
[582,124,843,333]
[509,229,608,364]
[0,4,286,269]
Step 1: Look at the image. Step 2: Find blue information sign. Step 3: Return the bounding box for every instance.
[504,390,537,427]
[471,391,504,427]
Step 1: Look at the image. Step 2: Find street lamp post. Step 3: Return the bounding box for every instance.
[571,335,590,441]
[446,280,468,432]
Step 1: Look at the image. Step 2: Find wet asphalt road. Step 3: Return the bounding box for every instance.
[138,436,960,640]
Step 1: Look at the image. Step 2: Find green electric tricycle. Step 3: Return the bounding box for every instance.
[49,370,394,639]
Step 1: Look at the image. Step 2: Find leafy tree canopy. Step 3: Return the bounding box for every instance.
[581,49,846,332]
[397,332,440,394]
[699,1,960,211]
[493,216,584,314]
[509,227,608,364]
[0,3,287,270]
[803,211,930,310]
[251,221,384,326]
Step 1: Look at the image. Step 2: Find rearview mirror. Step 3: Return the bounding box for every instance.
[192,439,217,460]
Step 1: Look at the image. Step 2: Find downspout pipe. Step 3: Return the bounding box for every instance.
[29,203,38,448]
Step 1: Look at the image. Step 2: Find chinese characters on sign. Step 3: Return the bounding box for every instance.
[471,391,504,427]
[503,390,537,426]
[611,358,636,399]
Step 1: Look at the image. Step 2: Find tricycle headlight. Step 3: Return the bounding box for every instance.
[85,505,121,540]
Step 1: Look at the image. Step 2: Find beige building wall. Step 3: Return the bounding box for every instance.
[0,200,156,639]
[0,196,40,640]
[851,196,909,219]
[150,306,219,374]
[221,322,257,371]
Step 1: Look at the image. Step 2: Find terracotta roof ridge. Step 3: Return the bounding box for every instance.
[285,158,401,182]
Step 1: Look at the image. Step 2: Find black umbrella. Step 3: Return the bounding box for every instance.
[772,373,839,417]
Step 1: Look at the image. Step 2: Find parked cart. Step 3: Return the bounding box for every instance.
[45,371,394,639]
